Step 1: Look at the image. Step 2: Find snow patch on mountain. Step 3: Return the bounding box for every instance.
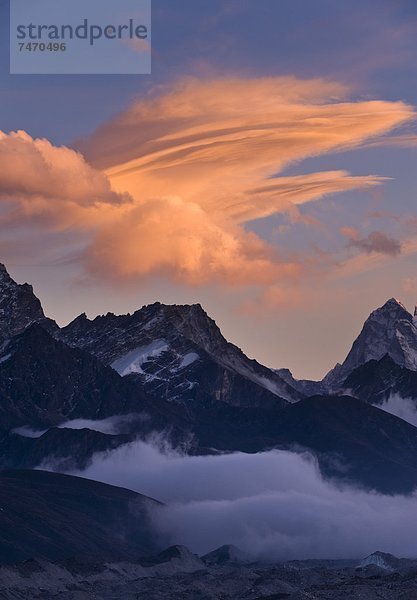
[61,302,301,405]
[12,426,46,438]
[0,353,11,365]
[111,340,169,376]
[178,352,199,370]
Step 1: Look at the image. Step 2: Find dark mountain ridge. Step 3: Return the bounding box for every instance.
[60,301,301,405]
[2,263,417,493]
[343,354,417,406]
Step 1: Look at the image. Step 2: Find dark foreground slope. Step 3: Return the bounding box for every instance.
[0,470,162,564]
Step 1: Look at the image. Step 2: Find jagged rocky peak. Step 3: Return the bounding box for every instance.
[61,300,302,405]
[325,297,417,388]
[0,262,48,345]
[378,297,410,316]
[148,302,226,352]
[62,300,232,366]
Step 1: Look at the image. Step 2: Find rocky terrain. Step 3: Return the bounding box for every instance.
[1,548,417,599]
[325,298,417,388]
[59,301,301,406]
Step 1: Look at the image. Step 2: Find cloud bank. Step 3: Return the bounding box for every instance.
[13,414,146,438]
[63,438,417,561]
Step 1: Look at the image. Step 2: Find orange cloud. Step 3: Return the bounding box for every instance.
[76,77,413,283]
[87,196,302,285]
[0,130,131,231]
[85,170,389,285]
[0,77,415,288]
[361,133,417,149]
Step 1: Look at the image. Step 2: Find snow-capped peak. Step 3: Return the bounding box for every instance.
[325,298,417,387]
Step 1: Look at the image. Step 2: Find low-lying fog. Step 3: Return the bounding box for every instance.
[39,433,417,561]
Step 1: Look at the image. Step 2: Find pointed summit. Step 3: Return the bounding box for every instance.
[366,296,412,320]
[384,297,406,307]
[379,297,409,315]
[325,298,417,387]
[0,262,15,281]
[0,262,49,345]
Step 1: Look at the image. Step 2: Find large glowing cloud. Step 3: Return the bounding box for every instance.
[77,77,413,283]
[0,77,414,286]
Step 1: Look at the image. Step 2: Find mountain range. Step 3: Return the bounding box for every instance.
[1,263,417,493]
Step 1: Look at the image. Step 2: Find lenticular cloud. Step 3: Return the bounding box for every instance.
[0,77,411,288]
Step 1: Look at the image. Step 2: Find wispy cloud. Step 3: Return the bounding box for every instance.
[362,133,417,149]
[78,77,413,285]
[0,77,414,289]
[332,238,417,280]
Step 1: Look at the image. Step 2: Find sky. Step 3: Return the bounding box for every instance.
[1,0,417,379]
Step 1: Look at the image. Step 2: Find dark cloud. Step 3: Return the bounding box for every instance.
[345,230,402,256]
